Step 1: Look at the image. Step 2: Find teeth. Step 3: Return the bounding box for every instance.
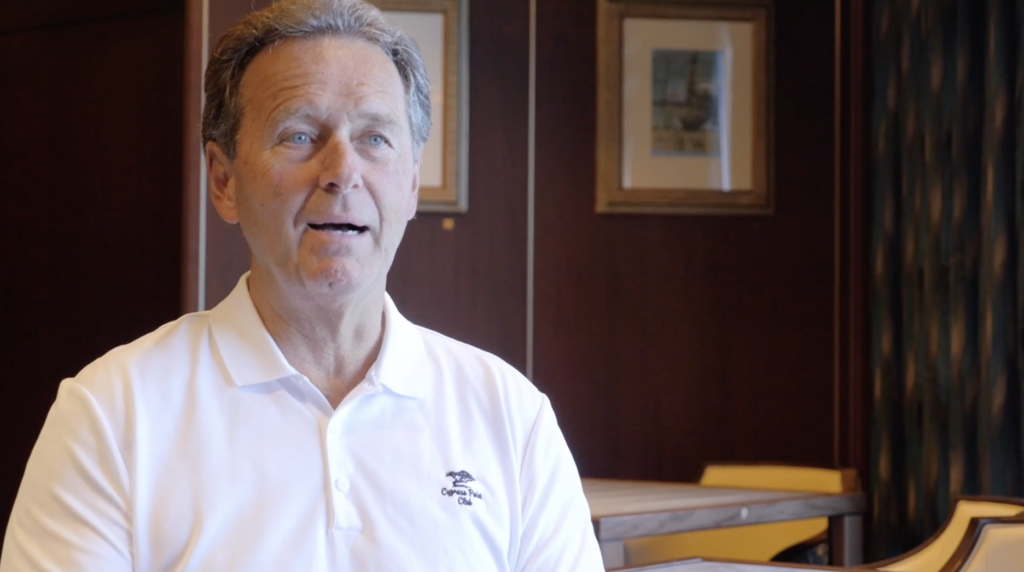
[309,222,366,233]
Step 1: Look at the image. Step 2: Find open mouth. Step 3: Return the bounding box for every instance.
[308,222,369,235]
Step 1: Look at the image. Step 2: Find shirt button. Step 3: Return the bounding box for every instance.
[334,477,350,493]
[329,423,342,437]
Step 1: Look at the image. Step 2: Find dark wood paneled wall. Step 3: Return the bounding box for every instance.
[835,0,871,489]
[0,0,184,543]
[1,0,868,547]
[187,0,867,481]
[387,0,529,367]
[533,0,847,481]
[189,0,530,368]
[192,0,266,309]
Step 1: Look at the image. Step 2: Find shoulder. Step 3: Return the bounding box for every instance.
[416,326,533,385]
[416,326,523,377]
[412,324,547,418]
[37,311,214,465]
[69,311,212,404]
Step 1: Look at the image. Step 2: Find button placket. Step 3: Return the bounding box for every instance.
[334,477,350,493]
[325,414,361,532]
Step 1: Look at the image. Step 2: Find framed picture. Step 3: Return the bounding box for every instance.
[373,0,469,212]
[596,0,773,215]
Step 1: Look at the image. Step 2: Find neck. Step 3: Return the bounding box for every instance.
[247,270,386,409]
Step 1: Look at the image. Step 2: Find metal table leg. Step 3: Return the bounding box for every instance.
[829,513,864,566]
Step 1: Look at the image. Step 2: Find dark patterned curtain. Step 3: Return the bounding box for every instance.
[870,0,1024,560]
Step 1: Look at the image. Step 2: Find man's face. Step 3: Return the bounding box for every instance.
[207,35,419,301]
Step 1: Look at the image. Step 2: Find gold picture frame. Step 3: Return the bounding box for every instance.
[373,0,468,212]
[596,0,773,215]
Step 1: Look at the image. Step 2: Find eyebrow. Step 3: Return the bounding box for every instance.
[266,105,324,126]
[350,110,404,132]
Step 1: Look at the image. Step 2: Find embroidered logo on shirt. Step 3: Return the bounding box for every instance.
[441,470,483,506]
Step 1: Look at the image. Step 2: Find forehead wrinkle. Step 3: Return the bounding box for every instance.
[238,36,409,134]
[266,85,406,130]
[263,92,329,127]
[249,74,331,125]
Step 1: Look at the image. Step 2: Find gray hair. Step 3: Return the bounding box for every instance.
[202,0,431,159]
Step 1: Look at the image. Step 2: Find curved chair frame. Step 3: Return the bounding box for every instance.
[863,495,1024,570]
[938,515,1024,572]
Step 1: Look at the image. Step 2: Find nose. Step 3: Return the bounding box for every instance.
[317,136,362,194]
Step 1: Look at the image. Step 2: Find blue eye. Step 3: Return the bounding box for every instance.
[367,134,386,147]
[288,132,311,145]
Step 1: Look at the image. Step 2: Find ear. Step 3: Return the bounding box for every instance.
[405,161,420,221]
[206,141,239,224]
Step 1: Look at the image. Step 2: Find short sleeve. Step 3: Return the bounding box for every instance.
[0,380,133,571]
[514,396,604,571]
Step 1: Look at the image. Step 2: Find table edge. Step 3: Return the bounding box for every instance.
[591,491,866,540]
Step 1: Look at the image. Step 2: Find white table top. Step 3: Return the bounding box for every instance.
[583,478,865,540]
[585,479,814,516]
[610,557,856,572]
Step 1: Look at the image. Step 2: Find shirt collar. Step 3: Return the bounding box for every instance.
[207,273,426,399]
[369,293,427,400]
[208,273,299,387]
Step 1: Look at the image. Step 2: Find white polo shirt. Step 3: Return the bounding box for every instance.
[1,276,603,571]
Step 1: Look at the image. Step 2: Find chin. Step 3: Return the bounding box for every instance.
[300,262,375,296]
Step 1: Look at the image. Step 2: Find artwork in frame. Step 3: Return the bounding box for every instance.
[372,0,468,212]
[596,0,773,215]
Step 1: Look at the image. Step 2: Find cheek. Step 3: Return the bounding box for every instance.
[240,161,295,212]
[252,162,285,205]
[234,185,287,239]
[404,188,418,220]
[388,161,419,216]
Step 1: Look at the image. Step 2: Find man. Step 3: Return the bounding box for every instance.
[0,0,604,569]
